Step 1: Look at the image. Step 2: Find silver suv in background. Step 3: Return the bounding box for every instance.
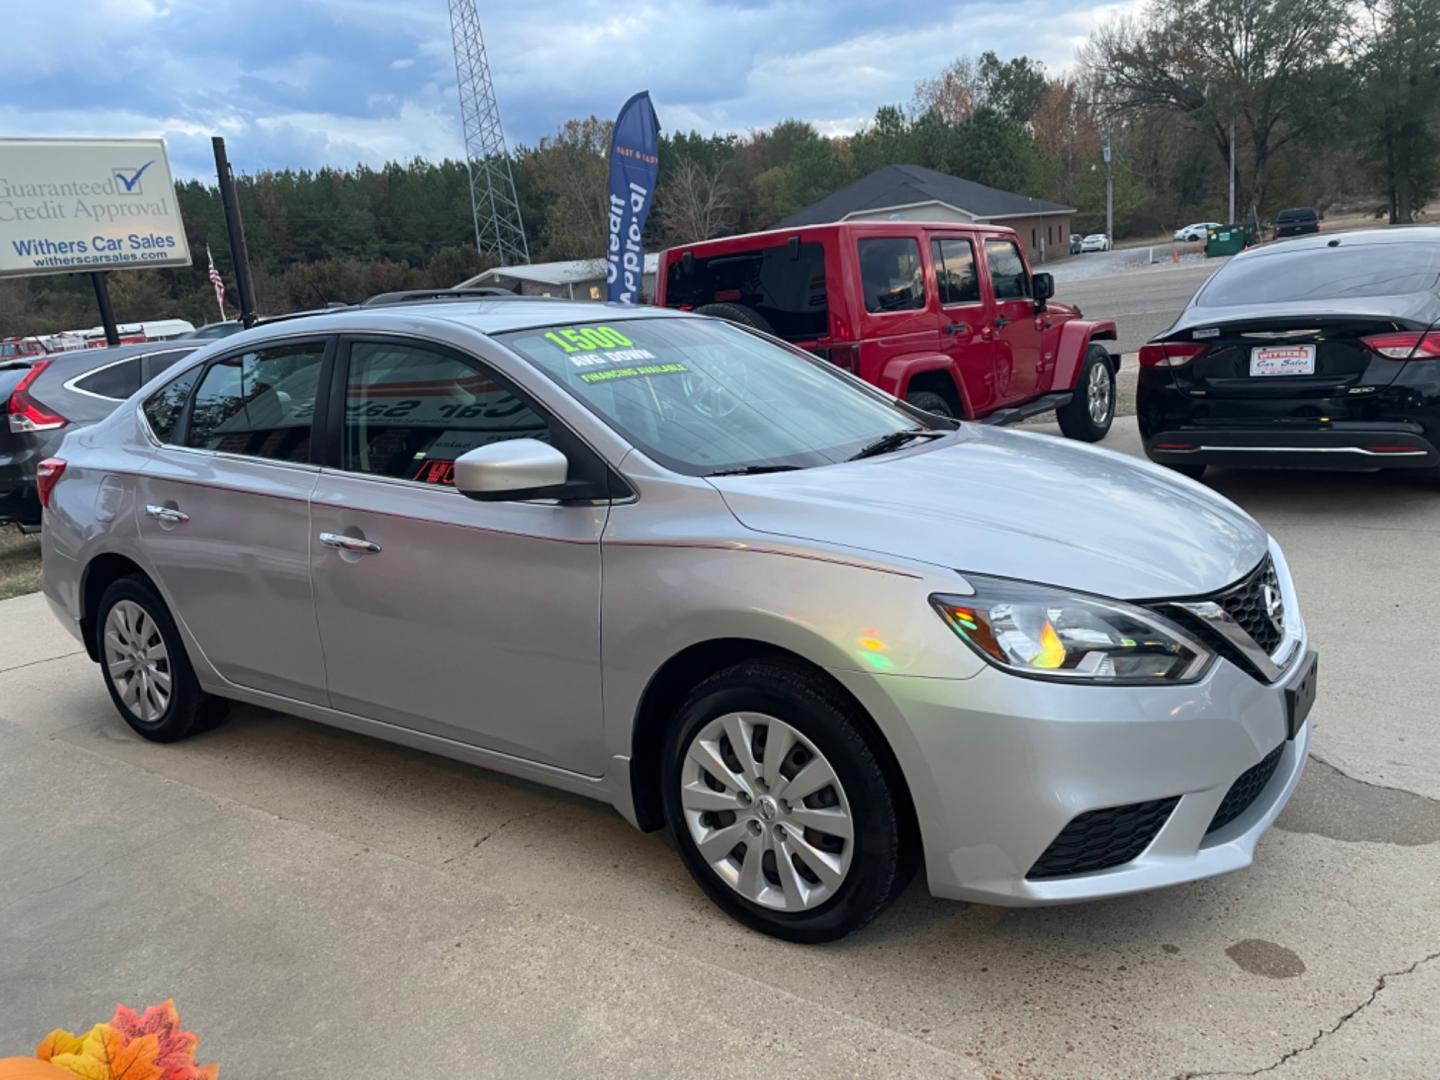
[0,343,198,528]
[41,294,1316,941]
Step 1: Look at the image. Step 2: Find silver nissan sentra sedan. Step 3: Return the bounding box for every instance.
[40,292,1317,942]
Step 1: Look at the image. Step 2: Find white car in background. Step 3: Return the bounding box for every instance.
[1078,234,1111,253]
[1174,222,1221,242]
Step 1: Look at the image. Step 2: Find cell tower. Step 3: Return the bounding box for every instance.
[448,0,529,266]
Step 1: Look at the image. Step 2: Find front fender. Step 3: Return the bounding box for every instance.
[1051,319,1118,392]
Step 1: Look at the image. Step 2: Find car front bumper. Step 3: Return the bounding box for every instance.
[830,623,1312,906]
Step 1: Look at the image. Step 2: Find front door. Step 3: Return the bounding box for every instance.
[983,237,1044,405]
[136,338,331,705]
[929,235,995,415]
[853,235,940,397]
[308,337,608,774]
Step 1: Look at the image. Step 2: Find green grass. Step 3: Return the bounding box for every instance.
[0,527,42,600]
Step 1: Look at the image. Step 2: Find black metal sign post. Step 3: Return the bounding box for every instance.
[90,272,120,346]
[212,136,258,328]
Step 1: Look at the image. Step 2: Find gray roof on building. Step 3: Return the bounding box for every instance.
[780,164,1074,226]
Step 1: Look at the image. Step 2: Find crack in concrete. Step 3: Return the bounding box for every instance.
[1309,752,1439,805]
[1178,951,1440,1078]
[0,648,86,675]
[440,808,547,864]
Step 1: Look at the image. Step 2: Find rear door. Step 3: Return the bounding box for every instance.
[136,337,331,705]
[982,236,1043,404]
[928,234,995,414]
[853,234,941,395]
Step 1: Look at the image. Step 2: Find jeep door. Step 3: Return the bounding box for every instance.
[853,235,941,395]
[982,236,1044,405]
[928,235,995,415]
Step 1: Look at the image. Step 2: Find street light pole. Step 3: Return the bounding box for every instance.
[1103,131,1113,248]
[1227,120,1236,224]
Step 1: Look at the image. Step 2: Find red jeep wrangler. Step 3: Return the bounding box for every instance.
[656,221,1120,441]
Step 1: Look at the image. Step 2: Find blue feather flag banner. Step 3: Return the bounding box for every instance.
[606,91,660,304]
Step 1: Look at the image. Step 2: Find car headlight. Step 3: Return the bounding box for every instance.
[932,578,1213,684]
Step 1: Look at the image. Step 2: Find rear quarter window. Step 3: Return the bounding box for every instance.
[73,357,142,400]
[664,241,829,341]
[142,366,201,443]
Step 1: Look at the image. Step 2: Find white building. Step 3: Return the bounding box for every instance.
[458,254,660,301]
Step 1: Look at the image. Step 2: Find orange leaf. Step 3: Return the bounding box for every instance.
[48,1026,162,1080]
[104,1003,214,1080]
[34,1032,83,1064]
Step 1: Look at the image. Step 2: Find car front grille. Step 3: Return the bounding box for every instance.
[1206,745,1284,836]
[1215,556,1284,654]
[1027,796,1180,880]
[1153,555,1289,681]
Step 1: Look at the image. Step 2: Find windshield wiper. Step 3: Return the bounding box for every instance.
[705,464,803,477]
[847,428,944,461]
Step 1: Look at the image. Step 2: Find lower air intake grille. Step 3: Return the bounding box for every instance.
[1027,797,1180,880]
[1207,745,1284,835]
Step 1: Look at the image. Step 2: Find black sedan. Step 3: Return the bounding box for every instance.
[1138,227,1440,483]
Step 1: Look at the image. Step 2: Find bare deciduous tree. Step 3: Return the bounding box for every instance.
[657,157,735,244]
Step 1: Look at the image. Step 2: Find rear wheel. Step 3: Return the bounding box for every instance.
[660,661,911,942]
[693,302,774,335]
[96,576,226,742]
[904,390,954,418]
[1057,346,1115,442]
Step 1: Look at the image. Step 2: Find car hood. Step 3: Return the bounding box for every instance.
[708,426,1268,599]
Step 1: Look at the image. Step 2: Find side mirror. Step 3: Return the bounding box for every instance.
[454,439,569,501]
[1032,271,1054,311]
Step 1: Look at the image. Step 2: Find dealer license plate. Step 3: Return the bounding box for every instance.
[1286,652,1318,739]
[1250,344,1315,376]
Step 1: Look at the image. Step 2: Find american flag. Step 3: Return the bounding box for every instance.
[206,245,227,319]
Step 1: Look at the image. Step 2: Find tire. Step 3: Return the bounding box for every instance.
[96,575,226,742]
[904,390,954,418]
[660,661,912,943]
[1056,345,1116,442]
[693,302,774,335]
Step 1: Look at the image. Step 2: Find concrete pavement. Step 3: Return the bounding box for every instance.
[2,420,1438,1078]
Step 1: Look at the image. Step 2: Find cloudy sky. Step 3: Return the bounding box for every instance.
[6,0,1139,179]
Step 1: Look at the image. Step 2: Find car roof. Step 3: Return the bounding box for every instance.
[30,340,200,373]
[660,218,1019,259]
[219,297,694,344]
[1227,225,1440,263]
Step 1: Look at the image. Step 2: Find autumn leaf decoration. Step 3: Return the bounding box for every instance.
[4,1000,218,1080]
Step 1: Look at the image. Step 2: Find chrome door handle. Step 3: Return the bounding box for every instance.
[993,315,1011,329]
[946,322,970,335]
[145,504,189,524]
[319,531,381,555]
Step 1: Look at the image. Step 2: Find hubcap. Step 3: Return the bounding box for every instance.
[1087,362,1113,425]
[679,712,854,912]
[103,600,171,723]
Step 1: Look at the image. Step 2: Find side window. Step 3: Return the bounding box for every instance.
[185,342,325,463]
[343,340,550,485]
[930,238,980,305]
[142,366,201,444]
[985,239,1032,301]
[857,237,925,314]
[74,357,142,400]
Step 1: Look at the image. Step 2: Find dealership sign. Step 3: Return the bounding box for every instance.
[0,137,192,278]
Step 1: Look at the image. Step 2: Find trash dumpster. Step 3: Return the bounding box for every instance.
[1205,224,1248,257]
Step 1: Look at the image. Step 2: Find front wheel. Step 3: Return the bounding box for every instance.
[660,662,912,942]
[1056,346,1116,442]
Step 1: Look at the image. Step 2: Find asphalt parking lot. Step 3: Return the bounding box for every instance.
[2,418,1437,1079]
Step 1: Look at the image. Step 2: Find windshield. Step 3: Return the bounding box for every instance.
[500,317,930,476]
[1195,242,1440,307]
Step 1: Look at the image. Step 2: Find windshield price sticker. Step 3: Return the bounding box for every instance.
[543,325,658,367]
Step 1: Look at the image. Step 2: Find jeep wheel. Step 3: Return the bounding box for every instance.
[694,302,775,335]
[904,390,954,419]
[1057,346,1115,442]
